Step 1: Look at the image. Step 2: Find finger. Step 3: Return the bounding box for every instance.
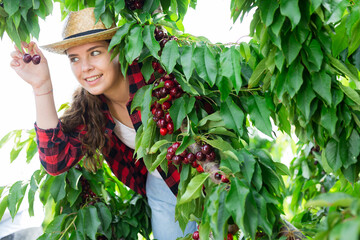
[33,42,46,59]
[14,44,24,54]
[10,59,21,68]
[10,51,23,60]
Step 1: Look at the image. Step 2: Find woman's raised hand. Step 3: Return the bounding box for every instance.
[10,41,52,94]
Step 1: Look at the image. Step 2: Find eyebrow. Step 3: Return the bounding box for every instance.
[67,45,105,58]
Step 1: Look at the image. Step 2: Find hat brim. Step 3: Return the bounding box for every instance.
[40,27,119,55]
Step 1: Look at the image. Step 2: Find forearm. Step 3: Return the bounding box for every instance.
[33,81,59,129]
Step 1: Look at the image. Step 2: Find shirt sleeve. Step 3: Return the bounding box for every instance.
[34,120,84,175]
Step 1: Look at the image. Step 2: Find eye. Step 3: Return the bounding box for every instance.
[91,50,101,56]
[70,57,79,63]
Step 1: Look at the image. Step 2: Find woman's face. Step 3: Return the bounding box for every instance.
[66,41,121,96]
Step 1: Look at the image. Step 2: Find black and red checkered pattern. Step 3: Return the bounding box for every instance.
[35,62,180,196]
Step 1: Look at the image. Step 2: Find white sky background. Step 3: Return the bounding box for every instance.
[0,1,252,186]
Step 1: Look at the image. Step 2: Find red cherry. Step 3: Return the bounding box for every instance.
[191,161,198,168]
[183,158,190,164]
[206,151,216,161]
[164,80,175,89]
[167,147,175,155]
[214,172,222,180]
[196,165,204,173]
[170,88,178,97]
[165,112,172,123]
[159,88,169,98]
[23,53,32,63]
[162,101,171,110]
[166,153,174,160]
[151,108,156,115]
[160,38,168,48]
[152,61,160,70]
[221,175,229,183]
[172,155,183,165]
[226,233,233,240]
[134,1,143,9]
[160,128,168,136]
[192,231,199,240]
[172,142,181,150]
[157,119,166,128]
[196,151,205,161]
[201,144,212,155]
[166,122,174,133]
[154,102,161,109]
[186,153,195,163]
[157,67,165,74]
[155,109,164,118]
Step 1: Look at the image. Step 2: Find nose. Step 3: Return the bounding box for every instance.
[81,58,94,72]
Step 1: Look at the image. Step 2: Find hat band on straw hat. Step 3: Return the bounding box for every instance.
[64,29,108,40]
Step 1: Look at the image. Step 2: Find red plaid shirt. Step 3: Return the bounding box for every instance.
[35,63,180,196]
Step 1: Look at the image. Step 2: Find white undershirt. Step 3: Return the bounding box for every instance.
[112,117,162,178]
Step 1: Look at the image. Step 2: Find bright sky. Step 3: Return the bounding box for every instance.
[0,1,252,186]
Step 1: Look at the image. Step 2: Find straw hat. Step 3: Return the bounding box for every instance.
[41,8,119,54]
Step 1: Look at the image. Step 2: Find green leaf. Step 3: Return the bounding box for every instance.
[325,0,348,24]
[50,174,66,202]
[329,55,359,84]
[280,0,301,29]
[285,58,304,98]
[331,19,348,57]
[248,95,272,137]
[259,0,279,26]
[208,127,237,138]
[149,140,169,154]
[95,202,112,232]
[240,150,256,185]
[45,214,67,233]
[108,21,134,51]
[220,98,244,136]
[161,40,179,73]
[312,71,332,106]
[178,173,209,204]
[271,13,285,36]
[149,148,167,172]
[243,191,259,239]
[282,33,302,65]
[320,105,338,136]
[28,170,41,216]
[169,95,195,131]
[339,84,360,106]
[114,0,125,12]
[296,81,316,121]
[307,39,323,71]
[203,136,235,152]
[94,0,105,22]
[26,138,37,163]
[125,25,143,63]
[69,231,85,240]
[67,168,82,190]
[85,206,102,240]
[175,135,195,156]
[142,24,160,60]
[346,130,360,168]
[0,131,13,148]
[3,0,20,16]
[325,139,346,172]
[180,44,195,81]
[274,162,291,176]
[248,58,266,88]
[194,45,217,87]
[8,181,27,219]
[306,192,354,208]
[220,47,242,93]
[0,196,8,221]
[198,111,222,127]
[140,57,154,82]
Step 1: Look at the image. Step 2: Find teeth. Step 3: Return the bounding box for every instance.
[86,74,102,82]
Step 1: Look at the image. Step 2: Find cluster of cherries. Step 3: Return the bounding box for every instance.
[23,53,41,65]
[166,142,203,170]
[154,27,178,49]
[125,0,144,10]
[151,62,184,136]
[80,177,98,206]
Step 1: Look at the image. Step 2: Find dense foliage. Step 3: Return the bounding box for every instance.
[1,0,360,239]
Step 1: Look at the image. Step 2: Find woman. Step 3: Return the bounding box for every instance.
[9,8,196,240]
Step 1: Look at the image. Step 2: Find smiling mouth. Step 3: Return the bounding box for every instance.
[85,74,103,82]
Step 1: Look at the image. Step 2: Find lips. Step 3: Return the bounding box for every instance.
[85,74,103,82]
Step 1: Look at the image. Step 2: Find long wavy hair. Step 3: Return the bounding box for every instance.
[60,87,110,173]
